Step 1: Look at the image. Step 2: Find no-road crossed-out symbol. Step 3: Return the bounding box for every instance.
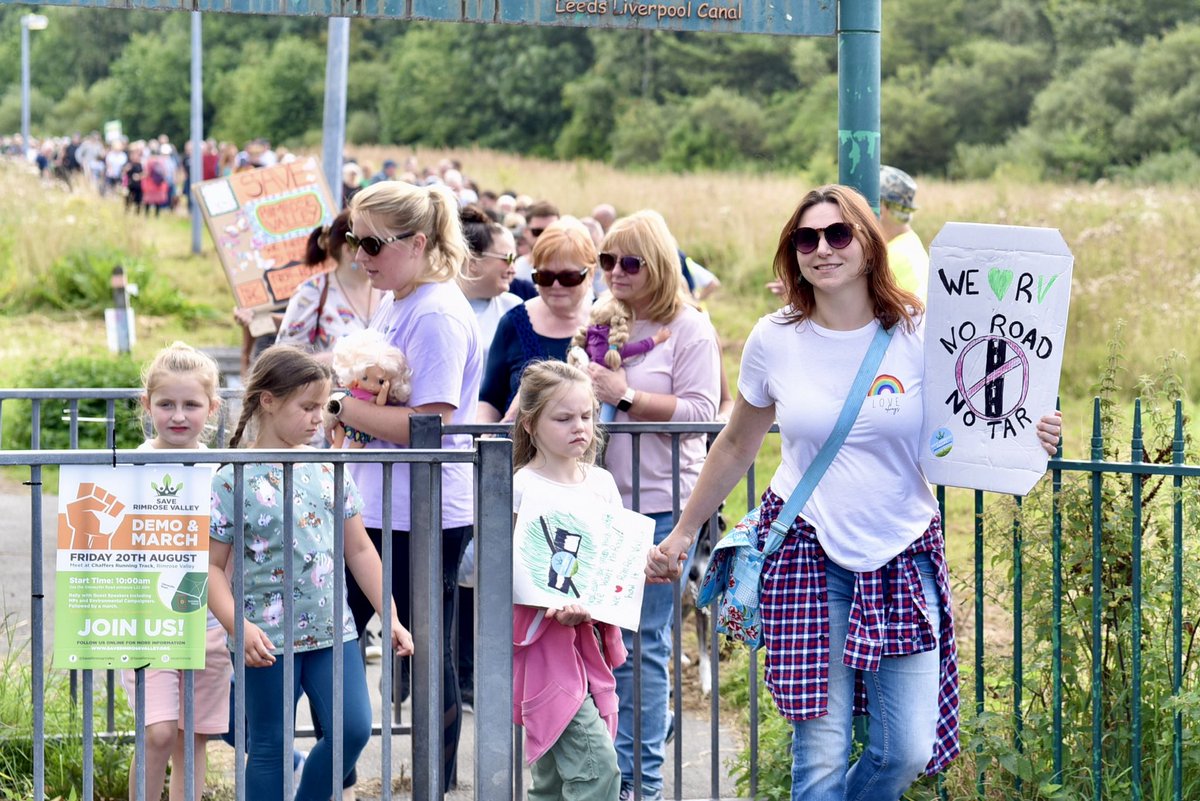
[954,336,1030,421]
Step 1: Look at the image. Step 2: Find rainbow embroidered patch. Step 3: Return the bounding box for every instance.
[868,375,905,395]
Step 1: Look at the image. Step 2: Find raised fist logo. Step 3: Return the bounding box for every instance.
[66,483,125,550]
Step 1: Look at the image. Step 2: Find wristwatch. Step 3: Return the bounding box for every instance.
[326,390,350,418]
[617,387,636,412]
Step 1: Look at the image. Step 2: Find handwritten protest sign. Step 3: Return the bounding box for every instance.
[920,223,1073,495]
[193,158,336,332]
[53,465,212,669]
[513,494,653,630]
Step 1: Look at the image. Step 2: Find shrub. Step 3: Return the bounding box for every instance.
[0,240,212,321]
[0,615,135,801]
[662,88,771,172]
[2,355,145,452]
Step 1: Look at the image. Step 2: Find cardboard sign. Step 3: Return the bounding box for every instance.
[513,494,654,631]
[193,158,337,316]
[53,465,212,669]
[920,223,1073,495]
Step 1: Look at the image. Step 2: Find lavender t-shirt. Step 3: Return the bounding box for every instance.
[347,281,482,530]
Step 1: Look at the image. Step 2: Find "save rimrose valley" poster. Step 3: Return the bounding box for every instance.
[53,465,212,669]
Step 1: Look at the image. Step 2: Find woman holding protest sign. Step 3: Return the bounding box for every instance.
[647,185,1061,801]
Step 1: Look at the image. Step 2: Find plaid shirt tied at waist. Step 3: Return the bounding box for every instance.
[755,487,960,776]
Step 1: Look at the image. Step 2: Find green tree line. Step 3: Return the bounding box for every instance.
[1,0,1198,181]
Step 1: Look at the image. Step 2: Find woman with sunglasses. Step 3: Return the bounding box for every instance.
[457,205,522,366]
[586,210,721,801]
[647,185,1062,801]
[276,209,387,360]
[335,180,483,794]
[478,218,596,423]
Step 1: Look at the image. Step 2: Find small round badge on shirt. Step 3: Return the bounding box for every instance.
[930,427,954,458]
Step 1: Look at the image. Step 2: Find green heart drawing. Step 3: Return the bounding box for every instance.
[988,267,1014,301]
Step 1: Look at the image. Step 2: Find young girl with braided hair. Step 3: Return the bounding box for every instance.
[208,345,413,801]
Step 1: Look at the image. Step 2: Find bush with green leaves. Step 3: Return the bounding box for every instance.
[0,616,135,801]
[2,354,145,452]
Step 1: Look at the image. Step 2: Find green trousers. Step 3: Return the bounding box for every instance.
[529,694,621,801]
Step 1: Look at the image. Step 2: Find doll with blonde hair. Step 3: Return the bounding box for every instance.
[326,329,412,448]
[568,297,669,422]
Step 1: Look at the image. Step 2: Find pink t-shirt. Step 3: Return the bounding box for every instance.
[346,281,482,530]
[601,305,721,514]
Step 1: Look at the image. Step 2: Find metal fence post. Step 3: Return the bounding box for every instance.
[410,414,444,800]
[474,437,514,798]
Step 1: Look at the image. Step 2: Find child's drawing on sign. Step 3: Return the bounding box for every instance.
[513,498,654,630]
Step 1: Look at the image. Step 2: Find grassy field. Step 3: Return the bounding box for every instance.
[2,151,1196,521]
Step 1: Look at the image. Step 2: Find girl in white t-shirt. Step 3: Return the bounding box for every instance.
[121,342,231,801]
[511,360,626,801]
[648,185,1062,801]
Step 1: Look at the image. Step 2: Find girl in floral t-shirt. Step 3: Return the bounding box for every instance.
[209,346,413,801]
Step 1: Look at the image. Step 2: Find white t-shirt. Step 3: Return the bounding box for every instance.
[738,313,938,572]
[512,464,622,516]
[469,292,522,364]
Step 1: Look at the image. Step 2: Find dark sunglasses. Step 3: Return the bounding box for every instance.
[481,251,517,266]
[531,269,589,288]
[790,223,855,254]
[528,227,546,238]
[598,253,646,274]
[345,230,415,257]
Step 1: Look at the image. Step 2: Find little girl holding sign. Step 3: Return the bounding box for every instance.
[511,361,628,800]
[122,342,231,801]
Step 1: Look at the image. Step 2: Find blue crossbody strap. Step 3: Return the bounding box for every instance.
[763,323,895,553]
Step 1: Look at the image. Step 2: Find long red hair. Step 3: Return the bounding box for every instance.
[772,185,922,331]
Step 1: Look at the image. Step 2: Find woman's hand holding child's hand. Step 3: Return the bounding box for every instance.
[391,616,414,656]
[242,621,276,667]
[546,605,592,627]
[646,528,690,585]
[1037,411,1063,456]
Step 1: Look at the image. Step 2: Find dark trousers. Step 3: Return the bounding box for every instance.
[346,525,471,793]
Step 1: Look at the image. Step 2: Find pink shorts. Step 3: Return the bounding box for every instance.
[121,625,232,733]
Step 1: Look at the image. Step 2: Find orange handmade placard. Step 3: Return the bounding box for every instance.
[193,158,337,314]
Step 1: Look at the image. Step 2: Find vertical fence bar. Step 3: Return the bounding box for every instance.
[1052,421,1064,784]
[1130,401,1143,800]
[670,433,683,801]
[29,404,46,801]
[746,462,758,801]
[410,416,443,801]
[629,432,644,801]
[82,669,94,801]
[975,489,985,800]
[1171,400,1183,801]
[1012,495,1023,800]
[331,460,346,801]
[134,670,146,801]
[1090,398,1104,801]
[282,463,298,801]
[937,483,947,801]
[183,669,195,801]
[233,462,247,801]
[475,437,514,799]
[381,461,394,795]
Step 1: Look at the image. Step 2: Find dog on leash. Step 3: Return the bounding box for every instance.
[681,505,724,697]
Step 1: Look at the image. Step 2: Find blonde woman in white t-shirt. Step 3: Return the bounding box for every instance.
[648,185,1062,801]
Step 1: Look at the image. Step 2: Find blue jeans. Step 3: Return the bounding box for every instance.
[242,639,372,801]
[614,512,693,794]
[790,553,942,801]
